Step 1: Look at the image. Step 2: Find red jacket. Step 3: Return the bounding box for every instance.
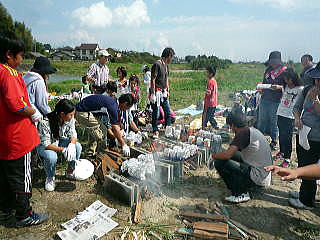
[0,64,39,160]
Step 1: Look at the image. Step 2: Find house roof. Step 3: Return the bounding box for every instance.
[51,50,75,57]
[77,43,99,50]
[28,52,46,58]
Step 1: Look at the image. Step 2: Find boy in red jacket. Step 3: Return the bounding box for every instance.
[202,65,218,129]
[0,31,48,227]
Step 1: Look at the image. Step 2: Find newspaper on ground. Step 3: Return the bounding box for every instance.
[57,200,118,240]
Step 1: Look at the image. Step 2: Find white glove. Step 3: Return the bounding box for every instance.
[150,94,156,104]
[163,90,168,98]
[62,143,77,161]
[122,144,130,157]
[30,107,43,123]
[137,131,148,140]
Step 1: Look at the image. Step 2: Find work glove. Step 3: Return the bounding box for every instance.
[30,106,43,123]
[122,144,130,157]
[137,131,148,140]
[62,143,77,162]
[150,94,156,104]
[163,89,168,98]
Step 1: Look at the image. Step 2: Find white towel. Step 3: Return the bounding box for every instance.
[299,125,311,150]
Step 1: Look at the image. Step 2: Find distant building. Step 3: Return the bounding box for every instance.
[26,52,46,59]
[51,50,76,60]
[75,43,100,60]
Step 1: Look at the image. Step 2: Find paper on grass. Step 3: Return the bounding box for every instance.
[58,200,118,240]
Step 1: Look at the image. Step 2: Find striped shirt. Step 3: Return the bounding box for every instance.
[87,62,109,86]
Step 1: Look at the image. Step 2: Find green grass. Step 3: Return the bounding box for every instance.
[46,62,304,110]
[23,59,191,77]
[47,63,267,110]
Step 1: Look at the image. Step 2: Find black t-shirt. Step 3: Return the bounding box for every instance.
[262,65,286,102]
[230,127,250,150]
[151,60,168,90]
[76,94,119,125]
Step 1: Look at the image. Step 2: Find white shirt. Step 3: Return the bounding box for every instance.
[87,62,109,86]
[277,86,303,119]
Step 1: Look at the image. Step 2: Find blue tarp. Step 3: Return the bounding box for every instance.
[176,105,203,116]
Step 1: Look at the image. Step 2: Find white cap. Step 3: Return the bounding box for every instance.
[98,49,110,57]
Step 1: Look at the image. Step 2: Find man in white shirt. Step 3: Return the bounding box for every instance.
[87,49,110,87]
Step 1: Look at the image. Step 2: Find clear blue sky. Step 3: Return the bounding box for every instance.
[2,0,320,61]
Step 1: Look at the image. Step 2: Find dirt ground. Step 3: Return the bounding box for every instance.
[1,125,320,240]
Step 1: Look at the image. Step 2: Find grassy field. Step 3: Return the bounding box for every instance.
[46,62,268,109]
[22,59,191,77]
[38,60,304,110]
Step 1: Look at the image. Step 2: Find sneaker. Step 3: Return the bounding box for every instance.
[225,192,251,203]
[45,177,55,192]
[153,131,159,139]
[289,191,299,199]
[280,159,290,168]
[0,210,12,222]
[275,152,284,159]
[288,198,313,210]
[16,211,49,228]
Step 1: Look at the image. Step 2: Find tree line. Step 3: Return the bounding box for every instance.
[0,3,47,54]
[185,55,232,70]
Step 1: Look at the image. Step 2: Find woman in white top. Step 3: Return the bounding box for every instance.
[276,68,303,167]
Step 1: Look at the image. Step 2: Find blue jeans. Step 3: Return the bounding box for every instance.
[257,98,279,143]
[277,115,294,159]
[203,106,217,128]
[214,151,254,196]
[37,139,82,178]
[151,97,171,132]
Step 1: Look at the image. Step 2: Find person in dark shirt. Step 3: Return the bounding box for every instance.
[300,54,315,86]
[212,111,272,203]
[257,51,287,150]
[76,94,134,157]
[150,47,175,138]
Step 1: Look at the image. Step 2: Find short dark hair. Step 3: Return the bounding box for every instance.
[81,75,88,84]
[129,74,140,86]
[301,54,313,62]
[283,68,302,87]
[116,66,127,77]
[119,93,134,106]
[161,47,175,58]
[92,84,107,94]
[106,81,117,93]
[226,111,247,128]
[206,65,216,77]
[0,31,25,63]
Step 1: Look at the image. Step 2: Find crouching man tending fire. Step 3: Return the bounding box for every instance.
[211,111,272,203]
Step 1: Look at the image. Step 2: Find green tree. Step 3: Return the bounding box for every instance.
[0,3,36,52]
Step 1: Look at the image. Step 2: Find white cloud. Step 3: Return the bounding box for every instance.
[71,0,150,29]
[71,2,112,28]
[228,0,319,10]
[156,33,170,49]
[114,0,150,26]
[155,15,320,61]
[69,30,96,44]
